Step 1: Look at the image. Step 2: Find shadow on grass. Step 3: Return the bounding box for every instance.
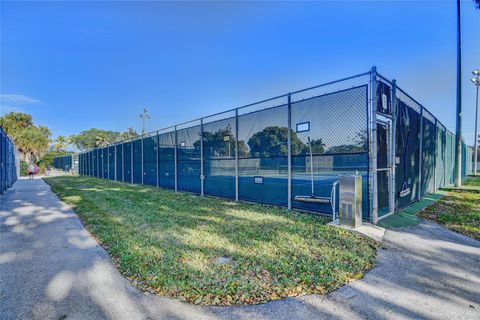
[2,178,479,319]
[43,176,377,305]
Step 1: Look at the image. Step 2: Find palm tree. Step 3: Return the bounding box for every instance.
[95,132,110,147]
[54,135,69,152]
[121,127,139,140]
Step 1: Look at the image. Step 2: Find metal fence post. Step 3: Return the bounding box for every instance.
[107,148,110,179]
[200,118,204,196]
[114,145,117,181]
[418,107,424,200]
[122,143,124,182]
[434,118,437,191]
[156,132,160,188]
[444,130,447,186]
[235,109,239,202]
[390,80,397,214]
[287,93,292,210]
[141,136,144,185]
[174,125,178,192]
[130,141,133,183]
[369,66,379,224]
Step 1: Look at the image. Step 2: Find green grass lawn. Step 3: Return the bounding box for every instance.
[419,176,480,240]
[44,176,378,306]
[464,176,480,187]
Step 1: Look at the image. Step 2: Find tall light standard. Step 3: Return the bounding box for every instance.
[140,108,151,136]
[471,70,480,175]
[454,0,462,187]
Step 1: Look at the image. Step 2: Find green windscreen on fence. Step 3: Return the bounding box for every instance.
[115,144,123,181]
[76,70,476,221]
[291,86,369,217]
[108,146,115,180]
[237,101,289,207]
[82,154,86,175]
[92,150,97,177]
[102,147,108,178]
[158,130,175,189]
[78,154,82,175]
[143,135,157,186]
[435,124,446,189]
[0,128,17,193]
[53,154,72,172]
[132,139,142,184]
[177,124,201,193]
[421,111,436,196]
[203,114,236,199]
[446,131,454,184]
[395,96,421,209]
[82,153,86,175]
[123,142,132,183]
[85,153,88,175]
[84,152,87,175]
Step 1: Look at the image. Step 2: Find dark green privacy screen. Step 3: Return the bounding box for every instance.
[421,111,436,196]
[108,146,115,180]
[53,154,72,171]
[1,127,17,194]
[237,100,288,207]
[395,98,421,209]
[115,145,123,181]
[76,69,475,222]
[143,135,157,186]
[203,114,236,199]
[102,147,108,179]
[435,124,446,189]
[133,139,142,184]
[123,142,132,183]
[177,124,201,193]
[290,86,369,217]
[158,130,175,189]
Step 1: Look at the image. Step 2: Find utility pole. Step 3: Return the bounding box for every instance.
[140,108,151,136]
[472,70,480,175]
[454,0,462,187]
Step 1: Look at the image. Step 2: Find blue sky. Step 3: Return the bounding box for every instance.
[1,1,479,144]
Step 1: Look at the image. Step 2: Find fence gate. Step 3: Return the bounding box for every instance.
[376,119,393,217]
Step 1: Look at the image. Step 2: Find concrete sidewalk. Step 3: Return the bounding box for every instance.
[1,179,479,320]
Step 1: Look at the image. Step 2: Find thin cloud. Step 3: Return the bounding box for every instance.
[0,105,25,116]
[0,94,40,104]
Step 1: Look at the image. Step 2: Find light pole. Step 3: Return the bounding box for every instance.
[140,108,151,136]
[454,0,462,187]
[472,70,480,175]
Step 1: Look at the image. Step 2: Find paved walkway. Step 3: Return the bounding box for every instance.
[1,179,479,320]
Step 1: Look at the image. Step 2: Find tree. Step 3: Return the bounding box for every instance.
[70,128,122,150]
[193,127,249,157]
[70,127,140,151]
[307,138,325,154]
[247,126,308,157]
[53,135,69,152]
[121,127,139,140]
[0,112,51,162]
[325,129,368,154]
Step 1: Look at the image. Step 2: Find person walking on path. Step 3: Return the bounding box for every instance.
[27,163,35,179]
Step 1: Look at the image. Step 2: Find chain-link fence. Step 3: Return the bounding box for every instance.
[69,67,475,223]
[53,154,78,174]
[0,127,19,194]
[379,71,474,218]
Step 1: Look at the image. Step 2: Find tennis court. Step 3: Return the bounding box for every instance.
[66,67,474,223]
